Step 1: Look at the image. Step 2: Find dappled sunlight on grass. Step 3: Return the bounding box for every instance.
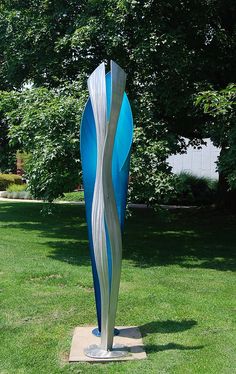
[0,202,236,373]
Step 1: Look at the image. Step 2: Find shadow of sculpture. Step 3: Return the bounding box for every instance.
[145,343,203,353]
[139,319,197,336]
[116,319,202,353]
[140,319,203,354]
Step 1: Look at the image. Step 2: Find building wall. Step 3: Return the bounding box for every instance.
[168,138,220,179]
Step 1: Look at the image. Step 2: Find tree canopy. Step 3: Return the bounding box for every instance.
[0,84,86,201]
[0,0,235,203]
[196,84,236,206]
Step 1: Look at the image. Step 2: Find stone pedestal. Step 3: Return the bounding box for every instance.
[69,326,147,362]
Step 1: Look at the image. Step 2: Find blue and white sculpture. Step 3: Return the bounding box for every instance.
[80,61,133,358]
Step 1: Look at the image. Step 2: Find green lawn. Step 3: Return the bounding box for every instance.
[0,202,235,374]
[56,191,84,202]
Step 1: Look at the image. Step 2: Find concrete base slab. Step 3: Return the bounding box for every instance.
[69,326,147,362]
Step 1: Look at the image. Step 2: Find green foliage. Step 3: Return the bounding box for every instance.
[0,86,86,201]
[195,84,236,117]
[1,190,32,200]
[195,84,236,190]
[0,139,16,173]
[0,1,235,203]
[16,151,31,173]
[0,173,22,190]
[0,94,18,173]
[129,127,175,205]
[170,172,218,206]
[6,183,27,192]
[57,191,84,202]
[0,0,234,130]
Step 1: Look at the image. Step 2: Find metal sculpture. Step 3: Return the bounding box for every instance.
[80,61,133,358]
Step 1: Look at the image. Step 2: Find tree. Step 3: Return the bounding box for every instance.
[0,0,235,204]
[0,89,19,173]
[0,85,86,201]
[0,119,16,173]
[195,84,236,207]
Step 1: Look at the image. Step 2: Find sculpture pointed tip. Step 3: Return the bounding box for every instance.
[87,62,106,85]
[110,60,126,76]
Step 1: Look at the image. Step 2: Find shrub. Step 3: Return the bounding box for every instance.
[0,174,22,190]
[3,191,32,199]
[4,87,84,202]
[7,183,27,192]
[171,172,218,205]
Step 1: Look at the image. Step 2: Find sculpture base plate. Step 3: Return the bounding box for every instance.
[69,326,146,362]
[84,343,128,359]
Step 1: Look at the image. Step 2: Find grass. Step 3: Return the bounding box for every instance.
[57,191,84,202]
[0,202,235,374]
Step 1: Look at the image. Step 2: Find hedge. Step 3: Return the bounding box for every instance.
[0,174,22,190]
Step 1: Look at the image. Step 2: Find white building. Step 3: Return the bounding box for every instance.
[168,138,220,180]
